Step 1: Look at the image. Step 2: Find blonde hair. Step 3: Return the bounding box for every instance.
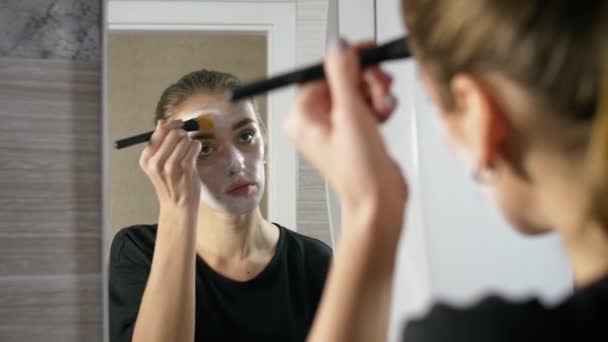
[401,0,601,119]
[401,0,608,225]
[154,69,266,138]
[587,19,608,226]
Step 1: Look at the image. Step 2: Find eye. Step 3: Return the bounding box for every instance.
[198,143,215,157]
[238,130,255,144]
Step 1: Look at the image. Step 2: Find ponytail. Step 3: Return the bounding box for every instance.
[587,19,608,228]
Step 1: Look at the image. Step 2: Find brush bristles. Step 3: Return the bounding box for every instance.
[196,114,215,130]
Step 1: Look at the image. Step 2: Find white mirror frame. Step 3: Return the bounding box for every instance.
[102,2,296,341]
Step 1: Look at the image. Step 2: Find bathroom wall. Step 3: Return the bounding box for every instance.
[0,1,102,341]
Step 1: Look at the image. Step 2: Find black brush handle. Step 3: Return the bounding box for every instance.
[226,36,410,102]
[114,118,200,150]
[114,131,154,149]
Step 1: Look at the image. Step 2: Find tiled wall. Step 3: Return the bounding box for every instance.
[0,1,102,341]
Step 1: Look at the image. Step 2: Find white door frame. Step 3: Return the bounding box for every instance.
[337,0,377,41]
[105,1,298,230]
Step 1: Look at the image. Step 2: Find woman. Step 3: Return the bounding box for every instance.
[109,69,332,342]
[284,1,608,341]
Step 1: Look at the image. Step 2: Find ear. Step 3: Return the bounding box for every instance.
[450,74,508,171]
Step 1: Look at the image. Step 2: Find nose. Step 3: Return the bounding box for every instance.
[227,146,246,175]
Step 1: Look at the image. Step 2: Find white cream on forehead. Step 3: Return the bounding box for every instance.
[180,103,255,130]
[180,99,253,119]
[179,107,221,122]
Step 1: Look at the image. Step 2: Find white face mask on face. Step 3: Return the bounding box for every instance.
[180,104,266,216]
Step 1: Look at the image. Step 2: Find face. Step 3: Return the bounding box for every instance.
[174,92,266,216]
[416,64,552,235]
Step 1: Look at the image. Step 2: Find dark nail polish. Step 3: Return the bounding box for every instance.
[330,37,348,52]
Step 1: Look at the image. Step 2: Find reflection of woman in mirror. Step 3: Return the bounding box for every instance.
[109,70,332,342]
[284,1,608,342]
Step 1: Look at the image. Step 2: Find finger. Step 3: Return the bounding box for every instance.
[325,38,366,110]
[352,40,376,50]
[148,119,184,151]
[284,80,331,143]
[165,135,192,175]
[147,120,165,151]
[183,140,202,170]
[362,67,397,119]
[151,128,188,170]
[139,143,154,171]
[296,80,331,123]
[365,66,393,87]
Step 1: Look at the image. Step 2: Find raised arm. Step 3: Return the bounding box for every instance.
[284,39,408,342]
[131,119,202,342]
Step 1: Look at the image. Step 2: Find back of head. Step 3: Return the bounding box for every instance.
[155,69,242,122]
[154,69,266,137]
[401,0,602,120]
[401,0,608,227]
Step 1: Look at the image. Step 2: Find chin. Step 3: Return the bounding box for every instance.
[214,195,262,216]
[224,205,259,216]
[505,212,554,236]
[495,181,554,236]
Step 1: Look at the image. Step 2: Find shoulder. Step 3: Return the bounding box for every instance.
[278,224,332,261]
[276,224,332,275]
[403,293,585,342]
[110,224,158,268]
[404,276,608,341]
[276,223,333,287]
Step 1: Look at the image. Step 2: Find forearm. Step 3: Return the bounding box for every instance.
[132,207,197,342]
[307,201,402,342]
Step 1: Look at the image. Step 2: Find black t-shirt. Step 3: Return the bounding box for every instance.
[403,274,608,341]
[109,223,332,342]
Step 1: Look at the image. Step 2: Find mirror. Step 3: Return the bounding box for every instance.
[104,1,334,341]
[107,31,269,238]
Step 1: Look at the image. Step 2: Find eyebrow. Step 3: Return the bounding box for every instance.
[232,118,255,131]
[190,117,255,139]
[192,132,215,140]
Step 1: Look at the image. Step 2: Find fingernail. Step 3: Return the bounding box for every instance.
[329,37,348,53]
[384,94,397,110]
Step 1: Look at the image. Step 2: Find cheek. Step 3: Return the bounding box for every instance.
[494,170,550,235]
[243,142,265,167]
[196,162,224,192]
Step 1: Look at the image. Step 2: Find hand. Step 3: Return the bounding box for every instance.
[139,119,202,211]
[284,39,408,238]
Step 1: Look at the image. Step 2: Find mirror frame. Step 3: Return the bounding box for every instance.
[101,2,296,341]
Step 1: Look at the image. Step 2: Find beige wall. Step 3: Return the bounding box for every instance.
[108,31,267,239]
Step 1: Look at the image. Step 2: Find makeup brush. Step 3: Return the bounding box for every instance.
[114,114,215,149]
[225,36,410,102]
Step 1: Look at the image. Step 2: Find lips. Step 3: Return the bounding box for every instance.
[226,179,257,195]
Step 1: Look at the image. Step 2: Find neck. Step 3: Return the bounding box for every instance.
[196,205,274,259]
[535,150,608,287]
[559,219,608,287]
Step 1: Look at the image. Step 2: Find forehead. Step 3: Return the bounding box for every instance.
[173,93,256,125]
